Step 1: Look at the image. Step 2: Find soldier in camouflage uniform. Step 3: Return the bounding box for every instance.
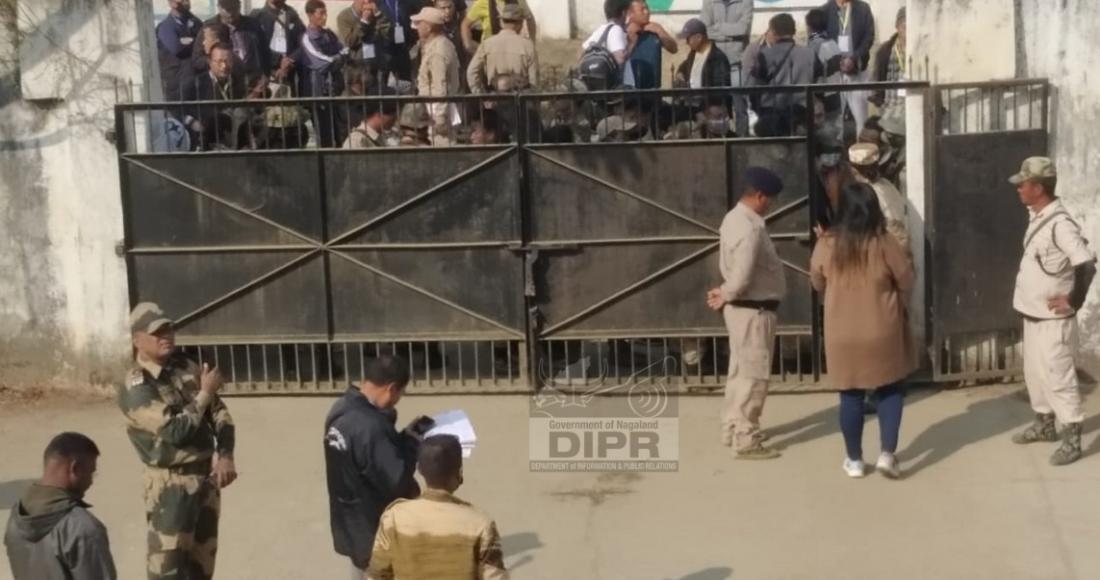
[119,302,238,580]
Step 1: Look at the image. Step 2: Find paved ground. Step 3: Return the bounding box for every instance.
[3,384,1100,580]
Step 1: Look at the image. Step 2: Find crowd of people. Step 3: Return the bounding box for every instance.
[153,0,910,150]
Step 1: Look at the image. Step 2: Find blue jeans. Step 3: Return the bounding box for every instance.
[839,383,905,460]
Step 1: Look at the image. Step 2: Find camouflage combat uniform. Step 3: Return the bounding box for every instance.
[119,353,235,580]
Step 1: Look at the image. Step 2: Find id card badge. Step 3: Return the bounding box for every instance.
[362,44,377,59]
[181,36,194,46]
[838,34,852,54]
[394,25,406,45]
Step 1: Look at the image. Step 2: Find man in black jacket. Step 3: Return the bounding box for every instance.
[252,0,306,77]
[324,355,430,578]
[675,18,731,89]
[821,0,874,73]
[4,433,117,580]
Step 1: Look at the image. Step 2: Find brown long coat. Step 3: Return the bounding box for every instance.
[810,234,916,390]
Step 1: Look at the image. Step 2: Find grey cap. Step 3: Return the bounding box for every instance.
[678,18,707,39]
[129,302,173,334]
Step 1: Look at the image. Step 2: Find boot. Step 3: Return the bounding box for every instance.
[1011,413,1057,444]
[1050,422,1083,466]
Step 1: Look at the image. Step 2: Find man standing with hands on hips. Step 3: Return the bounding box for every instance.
[707,167,787,460]
[118,302,237,580]
[1009,157,1096,466]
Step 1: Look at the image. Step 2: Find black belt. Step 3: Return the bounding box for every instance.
[730,300,780,312]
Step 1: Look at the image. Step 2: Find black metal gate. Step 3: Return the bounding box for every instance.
[927,79,1050,381]
[116,79,1051,393]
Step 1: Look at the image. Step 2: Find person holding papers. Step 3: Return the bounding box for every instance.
[369,435,509,580]
[323,355,435,579]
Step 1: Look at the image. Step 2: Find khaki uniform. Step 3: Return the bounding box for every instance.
[467,28,538,93]
[343,125,385,149]
[367,489,508,580]
[417,35,462,146]
[1013,199,1095,424]
[718,203,786,450]
[118,353,235,580]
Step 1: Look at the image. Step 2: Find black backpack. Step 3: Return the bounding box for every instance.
[577,23,621,91]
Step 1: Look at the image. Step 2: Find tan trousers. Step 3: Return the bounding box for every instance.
[722,306,777,450]
[1023,317,1084,424]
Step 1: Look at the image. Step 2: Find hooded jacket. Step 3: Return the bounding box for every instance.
[4,484,117,580]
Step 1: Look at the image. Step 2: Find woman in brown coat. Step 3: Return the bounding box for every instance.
[811,182,915,479]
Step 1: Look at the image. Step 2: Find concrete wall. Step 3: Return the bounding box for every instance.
[1016,0,1100,351]
[908,0,1015,83]
[0,0,143,388]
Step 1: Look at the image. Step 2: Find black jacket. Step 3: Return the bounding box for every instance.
[871,33,900,104]
[324,387,420,569]
[676,44,732,88]
[251,3,306,66]
[4,484,117,580]
[822,0,875,71]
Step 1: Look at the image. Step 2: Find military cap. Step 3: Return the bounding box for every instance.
[500,4,524,22]
[129,302,173,334]
[848,142,881,166]
[1008,156,1056,184]
[411,7,446,26]
[398,103,431,129]
[879,105,905,136]
[744,167,784,196]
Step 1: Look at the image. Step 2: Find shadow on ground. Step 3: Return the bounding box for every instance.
[678,567,733,580]
[767,386,937,452]
[502,531,543,571]
[899,389,1031,477]
[0,478,35,509]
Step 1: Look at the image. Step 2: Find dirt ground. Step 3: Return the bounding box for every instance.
[4,384,1100,579]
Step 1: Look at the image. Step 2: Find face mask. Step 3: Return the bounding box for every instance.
[706,120,730,136]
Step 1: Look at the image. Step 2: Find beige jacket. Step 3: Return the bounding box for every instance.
[467,28,538,93]
[368,489,508,580]
[417,35,462,137]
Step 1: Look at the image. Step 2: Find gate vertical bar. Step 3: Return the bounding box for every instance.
[115,105,138,309]
[517,93,538,391]
[805,86,822,380]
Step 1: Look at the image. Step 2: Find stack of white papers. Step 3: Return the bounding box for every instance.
[425,410,477,458]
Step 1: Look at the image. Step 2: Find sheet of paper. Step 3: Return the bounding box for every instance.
[426,409,477,457]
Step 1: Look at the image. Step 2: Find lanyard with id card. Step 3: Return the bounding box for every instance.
[838,4,852,53]
[387,0,406,44]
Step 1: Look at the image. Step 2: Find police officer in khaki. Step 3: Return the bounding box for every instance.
[466,4,538,93]
[118,302,238,579]
[1008,157,1097,465]
[707,167,787,460]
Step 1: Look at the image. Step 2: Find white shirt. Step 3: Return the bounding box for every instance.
[690,44,712,89]
[1013,200,1096,319]
[583,22,628,55]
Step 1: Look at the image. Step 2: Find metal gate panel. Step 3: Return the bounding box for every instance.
[166,254,328,340]
[126,154,323,245]
[328,248,524,339]
[324,147,518,242]
[931,129,1048,336]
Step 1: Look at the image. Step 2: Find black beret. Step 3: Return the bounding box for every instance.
[744,166,784,196]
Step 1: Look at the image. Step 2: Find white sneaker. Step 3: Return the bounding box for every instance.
[842,458,865,478]
[876,452,901,479]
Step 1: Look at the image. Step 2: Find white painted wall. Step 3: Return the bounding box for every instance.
[908,0,1014,83]
[1017,0,1100,352]
[0,0,140,386]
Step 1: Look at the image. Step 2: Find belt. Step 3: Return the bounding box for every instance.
[730,299,780,312]
[150,460,213,476]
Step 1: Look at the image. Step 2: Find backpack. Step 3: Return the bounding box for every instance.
[577,23,621,91]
